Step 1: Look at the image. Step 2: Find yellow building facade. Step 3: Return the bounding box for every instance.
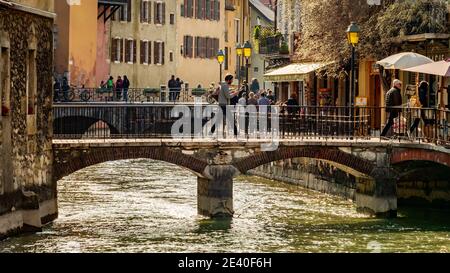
[175,0,226,88]
[109,0,177,88]
[223,0,250,85]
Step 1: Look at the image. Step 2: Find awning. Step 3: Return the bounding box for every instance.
[264,62,330,82]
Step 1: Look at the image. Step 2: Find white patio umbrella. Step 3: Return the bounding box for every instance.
[376,52,433,70]
[403,59,450,77]
[403,59,450,108]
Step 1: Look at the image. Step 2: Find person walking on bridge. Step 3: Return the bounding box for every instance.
[381,79,403,137]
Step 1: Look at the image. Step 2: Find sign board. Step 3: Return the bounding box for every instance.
[405,84,416,96]
[355,97,368,107]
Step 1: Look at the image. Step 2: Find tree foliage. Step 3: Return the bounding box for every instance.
[295,0,449,76]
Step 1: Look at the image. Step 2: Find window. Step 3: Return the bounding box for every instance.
[140,0,151,23]
[170,13,175,24]
[111,38,123,63]
[224,47,228,70]
[140,40,152,64]
[125,39,136,63]
[120,0,132,22]
[155,2,166,24]
[183,36,193,58]
[169,51,173,62]
[193,0,219,20]
[194,37,219,59]
[154,41,165,65]
[234,19,240,44]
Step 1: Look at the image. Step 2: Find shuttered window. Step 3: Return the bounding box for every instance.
[125,39,136,63]
[140,40,152,64]
[140,0,152,23]
[111,38,123,63]
[154,2,166,24]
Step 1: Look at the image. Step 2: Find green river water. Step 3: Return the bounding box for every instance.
[0,159,449,253]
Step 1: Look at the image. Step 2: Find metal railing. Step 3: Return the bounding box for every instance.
[53,87,213,104]
[52,105,450,147]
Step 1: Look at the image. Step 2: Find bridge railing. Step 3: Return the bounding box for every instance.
[52,105,450,146]
[53,87,214,104]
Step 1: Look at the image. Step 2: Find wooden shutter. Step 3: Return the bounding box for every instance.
[140,41,145,64]
[127,0,132,22]
[125,40,130,62]
[140,0,144,23]
[162,3,166,24]
[147,1,153,23]
[154,41,159,64]
[161,42,165,65]
[120,39,125,62]
[154,2,157,24]
[148,41,152,64]
[111,38,115,61]
[216,0,220,21]
[133,40,137,63]
[190,0,194,18]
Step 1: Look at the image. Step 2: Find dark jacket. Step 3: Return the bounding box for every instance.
[385,87,402,114]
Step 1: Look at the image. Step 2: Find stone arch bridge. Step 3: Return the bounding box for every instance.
[53,139,450,218]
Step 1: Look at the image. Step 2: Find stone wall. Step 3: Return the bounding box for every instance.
[249,158,357,201]
[0,5,55,239]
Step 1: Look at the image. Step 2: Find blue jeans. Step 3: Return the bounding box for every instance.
[123,88,128,102]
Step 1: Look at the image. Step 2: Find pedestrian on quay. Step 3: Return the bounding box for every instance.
[381,79,403,137]
[123,75,130,102]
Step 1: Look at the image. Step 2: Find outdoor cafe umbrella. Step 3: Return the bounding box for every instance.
[403,59,450,77]
[376,52,433,70]
[403,59,450,108]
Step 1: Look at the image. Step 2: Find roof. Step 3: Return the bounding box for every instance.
[249,0,275,23]
[264,62,331,82]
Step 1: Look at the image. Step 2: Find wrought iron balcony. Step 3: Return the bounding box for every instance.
[259,36,281,55]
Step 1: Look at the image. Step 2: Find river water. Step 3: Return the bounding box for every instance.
[0,159,449,253]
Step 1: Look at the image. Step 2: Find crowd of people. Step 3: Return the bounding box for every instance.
[99,75,131,101]
[382,78,434,138]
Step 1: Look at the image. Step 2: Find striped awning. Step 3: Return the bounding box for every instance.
[264,62,330,82]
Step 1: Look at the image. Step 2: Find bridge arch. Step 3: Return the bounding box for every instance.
[53,146,208,182]
[232,146,376,178]
[391,148,450,169]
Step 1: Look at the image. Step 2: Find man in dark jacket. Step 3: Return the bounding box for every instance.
[381,79,403,137]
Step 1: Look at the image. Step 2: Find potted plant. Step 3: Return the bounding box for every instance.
[279,41,289,55]
[191,88,206,97]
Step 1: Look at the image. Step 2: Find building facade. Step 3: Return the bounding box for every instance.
[109,0,177,89]
[55,0,100,87]
[0,0,55,238]
[175,0,225,88]
[223,0,250,86]
[249,0,274,90]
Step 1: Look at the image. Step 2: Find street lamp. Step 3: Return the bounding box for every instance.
[236,43,243,85]
[346,22,360,108]
[243,41,252,84]
[217,49,225,82]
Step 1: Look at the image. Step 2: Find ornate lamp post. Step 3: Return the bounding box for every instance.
[236,43,243,85]
[346,22,360,108]
[217,49,225,83]
[243,41,253,84]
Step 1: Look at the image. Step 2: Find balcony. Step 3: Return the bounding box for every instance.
[98,0,128,6]
[259,36,281,55]
[98,0,128,22]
